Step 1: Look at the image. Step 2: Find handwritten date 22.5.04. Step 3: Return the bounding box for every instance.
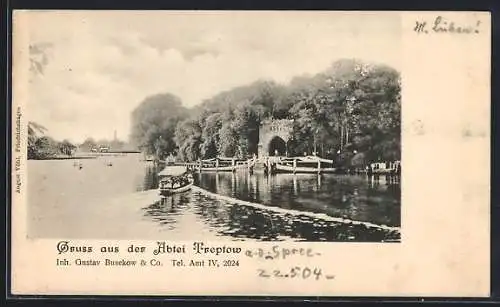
[258,267,335,280]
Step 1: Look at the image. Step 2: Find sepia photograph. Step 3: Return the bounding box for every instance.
[11,10,491,297]
[24,11,402,242]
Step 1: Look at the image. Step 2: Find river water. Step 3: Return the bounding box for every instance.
[27,154,400,242]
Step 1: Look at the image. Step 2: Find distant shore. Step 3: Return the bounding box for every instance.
[29,156,97,160]
[28,151,142,160]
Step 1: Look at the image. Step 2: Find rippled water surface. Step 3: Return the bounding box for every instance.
[27,154,400,242]
[195,171,400,227]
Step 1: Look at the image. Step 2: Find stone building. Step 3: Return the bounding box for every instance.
[257,119,294,158]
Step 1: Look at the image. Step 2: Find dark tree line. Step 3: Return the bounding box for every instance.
[130,59,401,167]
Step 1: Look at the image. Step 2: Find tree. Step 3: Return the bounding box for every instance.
[174,119,202,161]
[218,114,239,158]
[80,137,97,152]
[285,59,400,165]
[58,139,76,156]
[27,122,80,159]
[130,93,188,159]
[199,112,223,159]
[186,81,280,159]
[136,58,400,164]
[28,121,48,159]
[33,136,58,159]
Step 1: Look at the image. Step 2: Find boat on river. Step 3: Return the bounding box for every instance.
[199,164,249,172]
[158,166,194,196]
[273,156,337,174]
[192,157,253,172]
[275,163,337,174]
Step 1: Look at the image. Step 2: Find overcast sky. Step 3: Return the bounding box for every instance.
[20,11,401,143]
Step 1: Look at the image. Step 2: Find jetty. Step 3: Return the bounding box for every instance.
[175,157,258,172]
[158,153,400,179]
[171,155,337,174]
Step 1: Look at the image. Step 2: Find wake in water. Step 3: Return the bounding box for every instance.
[192,186,400,232]
[133,186,400,242]
[189,190,400,242]
[137,185,400,242]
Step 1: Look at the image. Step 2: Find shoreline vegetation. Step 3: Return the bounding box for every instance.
[35,156,97,160]
[27,121,141,161]
[30,151,142,160]
[28,58,400,169]
[130,59,400,168]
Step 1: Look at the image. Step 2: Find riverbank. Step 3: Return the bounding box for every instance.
[28,151,143,160]
[29,156,97,160]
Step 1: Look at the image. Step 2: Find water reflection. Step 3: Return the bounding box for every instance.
[140,168,401,242]
[142,194,192,231]
[140,163,161,191]
[194,171,400,227]
[141,191,400,242]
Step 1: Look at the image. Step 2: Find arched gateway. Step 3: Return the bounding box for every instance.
[257,119,294,158]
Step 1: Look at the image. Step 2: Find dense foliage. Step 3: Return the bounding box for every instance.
[27,121,77,159]
[130,93,189,160]
[131,59,401,166]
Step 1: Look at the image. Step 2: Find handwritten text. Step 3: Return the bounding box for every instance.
[414,16,481,34]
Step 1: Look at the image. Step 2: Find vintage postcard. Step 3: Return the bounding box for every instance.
[10,11,490,296]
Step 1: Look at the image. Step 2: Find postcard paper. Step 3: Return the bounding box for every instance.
[10,10,490,297]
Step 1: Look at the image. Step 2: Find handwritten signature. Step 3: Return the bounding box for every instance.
[414,16,481,34]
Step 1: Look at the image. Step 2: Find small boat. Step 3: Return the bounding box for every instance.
[273,156,337,174]
[158,166,194,196]
[194,157,250,172]
[274,163,337,174]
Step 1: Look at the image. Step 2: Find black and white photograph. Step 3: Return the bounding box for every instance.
[25,11,401,242]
